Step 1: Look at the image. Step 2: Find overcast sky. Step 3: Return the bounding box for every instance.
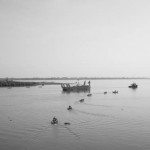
[0,0,150,78]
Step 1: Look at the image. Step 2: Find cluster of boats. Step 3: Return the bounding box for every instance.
[51,93,92,125]
[51,117,71,125]
[51,82,138,125]
[61,81,138,94]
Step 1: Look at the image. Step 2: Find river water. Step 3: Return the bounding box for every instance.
[0,79,150,150]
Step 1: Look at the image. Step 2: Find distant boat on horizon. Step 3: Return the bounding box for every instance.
[128,83,138,89]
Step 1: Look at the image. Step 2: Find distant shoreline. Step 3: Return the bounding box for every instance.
[0,77,150,80]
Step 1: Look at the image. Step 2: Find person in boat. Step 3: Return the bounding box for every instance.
[88,81,91,86]
[53,117,57,121]
[129,83,137,88]
[84,81,86,85]
[79,99,84,102]
[67,105,72,110]
[51,117,58,124]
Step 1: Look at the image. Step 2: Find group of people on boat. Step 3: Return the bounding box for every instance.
[51,117,58,125]
[67,105,72,110]
[76,80,91,86]
[84,80,91,86]
[61,80,91,92]
[61,83,70,88]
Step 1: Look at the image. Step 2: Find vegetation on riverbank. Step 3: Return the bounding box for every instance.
[0,79,61,87]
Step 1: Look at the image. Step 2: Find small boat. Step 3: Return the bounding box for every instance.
[67,106,72,110]
[79,99,84,102]
[51,117,58,125]
[64,122,71,125]
[128,83,138,89]
[104,91,107,94]
[87,93,92,96]
[51,120,58,125]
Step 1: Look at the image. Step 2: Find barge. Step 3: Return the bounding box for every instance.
[61,81,91,92]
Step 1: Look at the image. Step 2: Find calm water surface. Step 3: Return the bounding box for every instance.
[0,80,150,150]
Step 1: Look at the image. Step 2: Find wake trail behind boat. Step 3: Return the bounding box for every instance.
[59,124,80,140]
[75,109,112,118]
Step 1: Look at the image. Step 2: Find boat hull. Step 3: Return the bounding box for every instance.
[61,84,90,92]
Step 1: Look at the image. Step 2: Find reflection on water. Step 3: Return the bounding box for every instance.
[0,80,150,150]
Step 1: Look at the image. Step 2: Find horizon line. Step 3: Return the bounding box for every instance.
[0,77,150,80]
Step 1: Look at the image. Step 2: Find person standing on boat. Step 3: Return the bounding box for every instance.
[84,81,86,85]
[88,81,91,86]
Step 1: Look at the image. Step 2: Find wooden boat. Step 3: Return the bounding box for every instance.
[67,106,72,110]
[61,83,90,92]
[128,83,138,89]
[64,122,71,125]
[51,120,58,125]
[112,90,118,94]
[51,117,58,125]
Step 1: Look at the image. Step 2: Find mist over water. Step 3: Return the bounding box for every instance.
[0,80,150,150]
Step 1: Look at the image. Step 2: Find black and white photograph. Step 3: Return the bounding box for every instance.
[0,0,150,150]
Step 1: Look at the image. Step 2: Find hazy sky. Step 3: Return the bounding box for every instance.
[1,0,150,78]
